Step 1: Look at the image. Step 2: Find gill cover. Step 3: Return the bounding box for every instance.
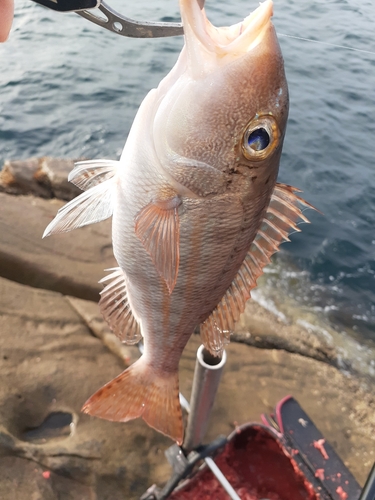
[153,0,289,187]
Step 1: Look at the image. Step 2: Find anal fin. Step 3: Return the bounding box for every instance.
[82,358,183,444]
[99,268,141,345]
[201,183,317,357]
[135,196,181,294]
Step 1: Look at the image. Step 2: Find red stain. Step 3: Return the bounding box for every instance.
[315,469,325,481]
[336,486,348,500]
[170,426,319,500]
[42,471,51,479]
[313,439,329,460]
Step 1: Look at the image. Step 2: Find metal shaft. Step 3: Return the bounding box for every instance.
[183,344,226,452]
[359,463,375,500]
[204,457,241,500]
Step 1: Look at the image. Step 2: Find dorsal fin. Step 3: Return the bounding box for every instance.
[99,268,142,345]
[200,183,316,357]
[43,159,118,237]
[135,196,181,294]
[69,159,118,191]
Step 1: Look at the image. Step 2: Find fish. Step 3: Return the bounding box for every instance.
[43,0,313,445]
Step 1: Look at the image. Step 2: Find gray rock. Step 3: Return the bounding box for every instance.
[0,165,374,498]
[0,277,374,499]
[0,192,115,301]
[0,457,94,500]
[0,157,82,200]
[233,299,339,365]
[233,293,375,380]
[0,277,174,499]
[40,157,85,201]
[67,296,140,366]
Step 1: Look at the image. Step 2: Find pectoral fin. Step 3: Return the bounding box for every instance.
[69,159,118,190]
[99,268,142,344]
[135,196,181,294]
[200,183,317,356]
[43,180,115,237]
[43,159,118,237]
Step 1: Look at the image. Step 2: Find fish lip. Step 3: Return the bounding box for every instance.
[180,0,274,55]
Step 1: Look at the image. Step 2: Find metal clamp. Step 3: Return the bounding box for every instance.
[77,1,183,38]
[30,0,184,38]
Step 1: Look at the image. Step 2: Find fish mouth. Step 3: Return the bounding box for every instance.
[180,0,274,57]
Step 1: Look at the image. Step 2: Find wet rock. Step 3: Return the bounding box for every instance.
[233,291,375,381]
[233,299,339,365]
[0,192,115,301]
[0,157,82,200]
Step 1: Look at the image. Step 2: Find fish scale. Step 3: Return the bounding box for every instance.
[43,0,314,444]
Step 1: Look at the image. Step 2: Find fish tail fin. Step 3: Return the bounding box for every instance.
[82,358,184,444]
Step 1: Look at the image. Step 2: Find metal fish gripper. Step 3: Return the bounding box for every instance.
[29,0,206,38]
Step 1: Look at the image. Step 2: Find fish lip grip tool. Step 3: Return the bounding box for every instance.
[29,0,188,38]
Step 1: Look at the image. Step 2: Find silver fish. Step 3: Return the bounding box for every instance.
[44,0,313,444]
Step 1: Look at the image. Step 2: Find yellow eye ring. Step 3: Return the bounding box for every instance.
[242,114,280,161]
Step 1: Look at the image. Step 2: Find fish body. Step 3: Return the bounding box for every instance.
[44,0,312,444]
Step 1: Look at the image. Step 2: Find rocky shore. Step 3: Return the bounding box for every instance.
[0,158,374,499]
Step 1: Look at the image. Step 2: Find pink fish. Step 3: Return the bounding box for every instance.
[44,0,313,444]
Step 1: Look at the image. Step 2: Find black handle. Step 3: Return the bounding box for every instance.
[30,0,99,13]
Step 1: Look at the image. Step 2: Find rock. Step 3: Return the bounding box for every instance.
[0,192,115,301]
[40,157,84,201]
[0,457,94,500]
[233,290,375,380]
[0,157,82,201]
[67,296,140,366]
[0,157,50,198]
[0,276,174,499]
[0,276,374,499]
[233,299,339,365]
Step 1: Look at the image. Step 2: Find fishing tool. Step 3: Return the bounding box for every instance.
[30,0,184,38]
[140,345,365,500]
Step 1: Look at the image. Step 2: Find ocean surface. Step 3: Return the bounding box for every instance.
[0,1,374,351]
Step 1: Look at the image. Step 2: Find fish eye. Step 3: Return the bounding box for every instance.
[242,115,280,161]
[247,128,270,151]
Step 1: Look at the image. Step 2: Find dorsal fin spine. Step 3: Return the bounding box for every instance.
[267,207,301,232]
[216,304,226,331]
[243,260,255,284]
[232,280,245,311]
[252,240,269,264]
[247,251,262,272]
[263,218,290,241]
[200,183,317,357]
[258,230,280,252]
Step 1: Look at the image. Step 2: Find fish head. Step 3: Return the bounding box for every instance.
[153,0,289,194]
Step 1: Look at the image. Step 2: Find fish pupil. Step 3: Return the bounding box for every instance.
[247,128,270,151]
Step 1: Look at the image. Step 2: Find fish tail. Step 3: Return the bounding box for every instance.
[82,358,184,444]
